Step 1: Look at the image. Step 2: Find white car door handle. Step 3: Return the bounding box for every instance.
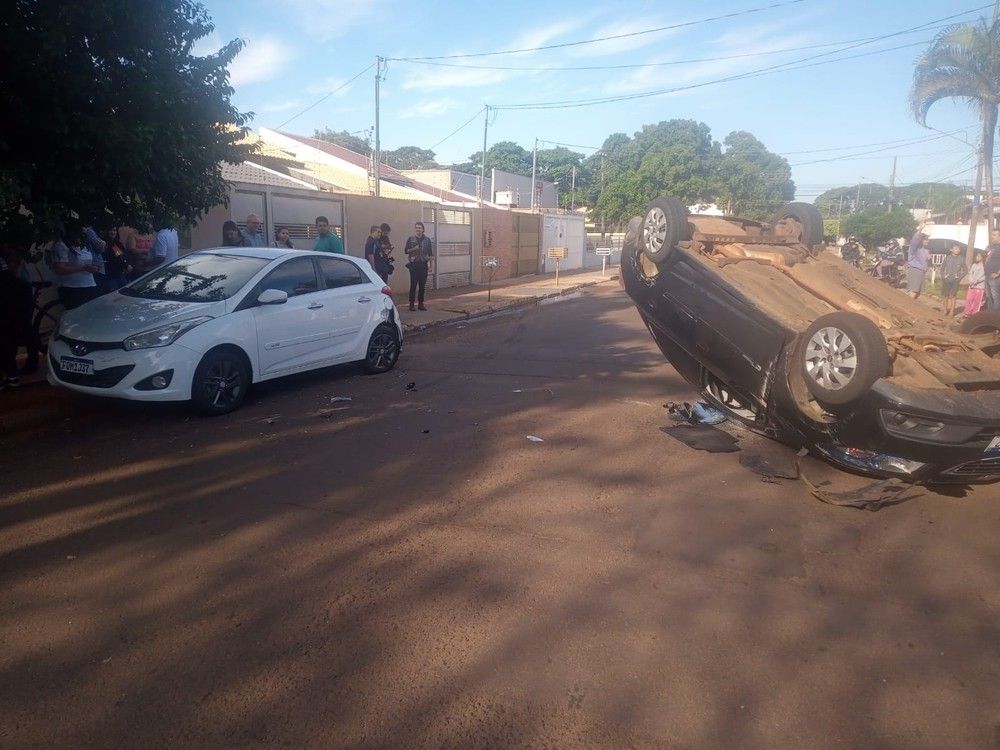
[308,302,324,309]
[357,296,372,303]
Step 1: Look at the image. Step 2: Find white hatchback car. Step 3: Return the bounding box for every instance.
[48,247,403,414]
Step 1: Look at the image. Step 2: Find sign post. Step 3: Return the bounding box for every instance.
[547,247,567,287]
[596,247,612,277]
[482,256,499,301]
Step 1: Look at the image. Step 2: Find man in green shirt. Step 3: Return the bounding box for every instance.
[313,215,345,254]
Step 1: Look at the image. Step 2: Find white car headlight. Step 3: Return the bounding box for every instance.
[123,316,213,351]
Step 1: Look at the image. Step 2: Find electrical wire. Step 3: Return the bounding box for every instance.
[389,0,811,61]
[275,64,375,129]
[391,21,962,73]
[429,106,487,150]
[491,5,992,111]
[779,128,969,156]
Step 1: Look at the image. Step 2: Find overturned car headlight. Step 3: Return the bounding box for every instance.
[818,444,926,476]
[123,317,212,351]
[879,410,982,444]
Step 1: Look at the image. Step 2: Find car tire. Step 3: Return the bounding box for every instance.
[774,202,823,247]
[799,312,890,408]
[958,310,1000,336]
[361,323,400,374]
[641,198,690,264]
[191,347,251,416]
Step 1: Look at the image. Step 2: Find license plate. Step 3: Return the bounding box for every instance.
[987,436,1000,455]
[59,356,94,375]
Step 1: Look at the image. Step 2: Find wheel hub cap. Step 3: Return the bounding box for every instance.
[804,327,858,391]
[644,207,667,252]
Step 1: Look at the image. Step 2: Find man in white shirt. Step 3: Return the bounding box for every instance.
[150,226,179,267]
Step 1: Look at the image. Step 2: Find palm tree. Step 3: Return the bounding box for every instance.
[911,16,1000,265]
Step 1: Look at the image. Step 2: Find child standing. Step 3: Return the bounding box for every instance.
[964,252,987,317]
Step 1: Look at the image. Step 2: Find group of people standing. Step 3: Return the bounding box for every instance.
[47,218,179,311]
[0,216,179,387]
[364,221,434,311]
[906,227,1000,317]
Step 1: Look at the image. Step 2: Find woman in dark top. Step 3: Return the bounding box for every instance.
[375,223,395,283]
[101,226,132,289]
[222,221,246,247]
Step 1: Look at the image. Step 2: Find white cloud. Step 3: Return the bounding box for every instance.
[278,0,382,40]
[604,32,817,95]
[401,65,507,91]
[260,99,302,113]
[229,36,296,86]
[398,98,458,119]
[304,75,359,98]
[192,32,223,57]
[567,19,683,58]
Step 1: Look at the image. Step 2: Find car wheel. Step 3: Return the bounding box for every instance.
[958,310,1000,336]
[773,202,823,247]
[799,312,890,408]
[641,198,689,264]
[362,323,400,374]
[191,347,250,416]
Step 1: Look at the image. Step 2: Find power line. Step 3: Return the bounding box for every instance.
[779,128,968,156]
[491,5,992,111]
[390,22,960,73]
[275,64,375,129]
[429,106,487,150]
[788,133,959,166]
[389,0,810,61]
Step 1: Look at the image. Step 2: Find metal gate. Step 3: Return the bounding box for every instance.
[424,206,472,288]
[511,213,540,277]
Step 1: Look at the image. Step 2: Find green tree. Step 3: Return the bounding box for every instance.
[911,15,1000,264]
[455,141,534,177]
[0,0,253,237]
[313,128,370,155]
[717,131,795,222]
[537,146,586,208]
[841,207,916,250]
[383,146,438,170]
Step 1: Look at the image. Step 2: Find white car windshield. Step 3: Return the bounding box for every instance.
[122,254,271,302]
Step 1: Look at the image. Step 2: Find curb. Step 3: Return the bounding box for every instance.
[402,274,619,333]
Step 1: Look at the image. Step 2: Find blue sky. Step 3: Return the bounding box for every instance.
[198,0,991,202]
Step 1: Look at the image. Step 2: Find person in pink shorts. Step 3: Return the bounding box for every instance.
[964,252,986,316]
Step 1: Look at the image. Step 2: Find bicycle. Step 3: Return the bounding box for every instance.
[30,280,64,350]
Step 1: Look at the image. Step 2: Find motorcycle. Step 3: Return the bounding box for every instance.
[868,239,905,287]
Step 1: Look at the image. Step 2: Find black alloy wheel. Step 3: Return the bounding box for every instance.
[362,324,400,374]
[192,349,250,415]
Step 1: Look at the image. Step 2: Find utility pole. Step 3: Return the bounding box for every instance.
[374,56,383,198]
[530,138,538,211]
[571,165,576,210]
[479,105,489,206]
[856,181,862,213]
[837,193,844,238]
[600,152,606,242]
[966,156,984,268]
[887,156,897,213]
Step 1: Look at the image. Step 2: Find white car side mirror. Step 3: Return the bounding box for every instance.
[257,288,288,305]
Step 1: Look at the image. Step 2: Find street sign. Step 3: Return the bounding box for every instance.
[481,256,500,301]
[482,256,500,268]
[596,247,612,276]
[547,247,567,286]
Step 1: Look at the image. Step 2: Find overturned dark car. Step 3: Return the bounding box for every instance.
[622,197,1000,484]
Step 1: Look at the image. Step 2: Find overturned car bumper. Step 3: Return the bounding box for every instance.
[779,381,1000,484]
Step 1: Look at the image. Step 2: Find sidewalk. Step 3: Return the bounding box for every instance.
[398,267,619,332]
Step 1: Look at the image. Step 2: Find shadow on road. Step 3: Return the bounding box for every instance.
[1,287,998,747]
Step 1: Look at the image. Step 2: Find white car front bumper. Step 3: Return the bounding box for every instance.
[47,336,201,402]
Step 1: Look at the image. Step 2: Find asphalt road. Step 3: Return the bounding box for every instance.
[2,284,999,749]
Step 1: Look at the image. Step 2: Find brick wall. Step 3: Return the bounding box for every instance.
[481,206,515,282]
